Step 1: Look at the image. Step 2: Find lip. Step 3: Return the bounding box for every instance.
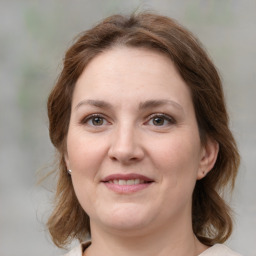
[101,173,153,182]
[101,173,154,194]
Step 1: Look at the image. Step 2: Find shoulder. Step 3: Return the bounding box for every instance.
[199,244,243,256]
[63,244,83,256]
[63,241,91,256]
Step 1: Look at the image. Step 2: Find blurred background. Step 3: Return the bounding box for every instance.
[0,0,255,255]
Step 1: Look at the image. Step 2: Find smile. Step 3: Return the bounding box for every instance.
[102,174,154,193]
[106,179,151,185]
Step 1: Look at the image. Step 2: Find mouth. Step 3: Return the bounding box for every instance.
[101,174,154,193]
[102,173,153,184]
[105,179,152,185]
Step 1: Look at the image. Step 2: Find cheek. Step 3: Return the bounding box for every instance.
[151,133,201,182]
[66,132,109,212]
[66,131,107,174]
[66,133,104,213]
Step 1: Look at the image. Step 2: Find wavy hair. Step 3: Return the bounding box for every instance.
[47,12,240,248]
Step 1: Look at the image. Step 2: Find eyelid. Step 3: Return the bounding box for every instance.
[145,113,176,125]
[80,113,110,126]
[79,112,175,126]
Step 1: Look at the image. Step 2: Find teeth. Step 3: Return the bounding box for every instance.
[119,180,126,185]
[135,179,140,184]
[108,179,147,185]
[127,179,135,185]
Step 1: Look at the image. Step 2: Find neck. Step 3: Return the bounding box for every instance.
[85,217,208,256]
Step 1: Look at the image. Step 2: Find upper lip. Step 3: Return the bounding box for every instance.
[101,173,154,182]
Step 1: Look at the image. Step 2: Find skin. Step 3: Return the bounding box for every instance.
[65,47,219,256]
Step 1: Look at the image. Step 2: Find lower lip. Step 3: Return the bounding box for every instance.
[103,182,153,194]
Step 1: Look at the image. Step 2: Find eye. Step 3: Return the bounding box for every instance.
[81,114,109,127]
[147,114,175,127]
[90,116,105,126]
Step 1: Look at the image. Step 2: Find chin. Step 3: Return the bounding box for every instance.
[97,204,153,233]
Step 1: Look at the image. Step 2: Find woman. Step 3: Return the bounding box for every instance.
[47,12,242,256]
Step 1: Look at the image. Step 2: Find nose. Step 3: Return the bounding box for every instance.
[108,124,145,164]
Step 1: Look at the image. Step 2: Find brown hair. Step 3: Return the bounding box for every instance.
[47,12,240,248]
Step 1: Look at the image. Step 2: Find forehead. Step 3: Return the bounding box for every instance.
[77,46,180,85]
[73,47,192,111]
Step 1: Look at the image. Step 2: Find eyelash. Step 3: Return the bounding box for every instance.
[81,114,109,127]
[81,113,176,128]
[146,113,176,127]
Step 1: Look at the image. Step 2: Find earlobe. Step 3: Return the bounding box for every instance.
[197,138,219,180]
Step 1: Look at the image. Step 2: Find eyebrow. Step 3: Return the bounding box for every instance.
[75,99,112,110]
[75,99,184,112]
[138,99,183,111]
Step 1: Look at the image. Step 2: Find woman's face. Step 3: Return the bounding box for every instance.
[65,47,214,235]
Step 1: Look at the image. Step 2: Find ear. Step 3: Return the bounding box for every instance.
[64,153,70,170]
[197,137,219,180]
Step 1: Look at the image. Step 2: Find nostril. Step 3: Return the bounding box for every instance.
[109,153,141,163]
[110,156,118,161]
[107,137,145,163]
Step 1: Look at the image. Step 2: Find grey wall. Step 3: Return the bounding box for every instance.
[0,1,255,255]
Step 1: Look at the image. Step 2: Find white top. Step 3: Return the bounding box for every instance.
[199,244,242,256]
[64,242,242,256]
